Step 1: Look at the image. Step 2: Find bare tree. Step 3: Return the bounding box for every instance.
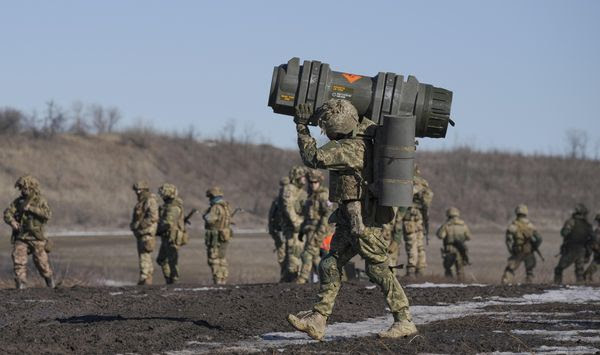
[69,101,90,135]
[105,106,121,133]
[565,129,589,159]
[44,100,68,136]
[0,107,24,134]
[89,104,107,134]
[219,119,237,144]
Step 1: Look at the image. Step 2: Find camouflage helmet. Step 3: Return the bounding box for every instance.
[446,207,460,218]
[515,204,528,216]
[574,203,588,216]
[307,169,324,183]
[279,177,290,186]
[158,183,178,199]
[317,99,359,137]
[132,180,150,191]
[15,175,40,191]
[288,165,306,184]
[206,186,224,198]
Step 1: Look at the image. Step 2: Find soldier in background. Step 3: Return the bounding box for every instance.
[583,213,600,282]
[156,183,185,284]
[4,175,55,289]
[281,165,308,282]
[130,181,159,285]
[287,99,417,340]
[402,206,425,277]
[268,177,289,281]
[555,203,593,284]
[501,204,542,284]
[436,207,471,280]
[297,169,332,284]
[203,186,233,285]
[414,165,433,239]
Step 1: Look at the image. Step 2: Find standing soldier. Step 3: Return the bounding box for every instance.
[4,175,55,289]
[281,165,308,282]
[555,203,593,284]
[413,165,434,238]
[287,99,416,340]
[130,181,159,285]
[583,213,600,282]
[402,206,426,277]
[436,207,471,280]
[501,204,543,284]
[156,183,185,284]
[203,186,233,285]
[268,177,289,280]
[297,169,332,284]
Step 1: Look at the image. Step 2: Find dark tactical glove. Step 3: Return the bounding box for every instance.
[294,103,313,125]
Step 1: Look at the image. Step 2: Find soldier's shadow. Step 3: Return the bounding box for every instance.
[56,314,222,330]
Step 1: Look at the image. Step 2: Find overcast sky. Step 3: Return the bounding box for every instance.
[1,0,599,156]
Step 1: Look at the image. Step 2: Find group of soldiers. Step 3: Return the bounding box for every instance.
[2,175,234,288]
[129,182,234,285]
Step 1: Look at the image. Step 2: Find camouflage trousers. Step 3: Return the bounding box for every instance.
[270,232,286,279]
[313,224,412,321]
[584,252,600,282]
[501,252,536,284]
[283,229,305,281]
[12,239,53,283]
[442,247,466,279]
[387,240,400,275]
[157,237,179,283]
[206,240,229,284]
[404,232,427,275]
[555,245,586,283]
[136,234,155,282]
[298,226,329,282]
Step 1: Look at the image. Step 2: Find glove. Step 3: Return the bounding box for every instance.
[294,103,313,125]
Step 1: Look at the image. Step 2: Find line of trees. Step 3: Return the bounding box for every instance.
[0,101,121,137]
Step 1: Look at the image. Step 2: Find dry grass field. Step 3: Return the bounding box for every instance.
[0,227,579,288]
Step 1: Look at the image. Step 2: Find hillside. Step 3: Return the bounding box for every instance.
[0,132,598,231]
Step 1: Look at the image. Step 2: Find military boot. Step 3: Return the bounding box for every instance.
[296,277,308,284]
[525,275,533,284]
[501,269,513,285]
[15,279,26,290]
[287,310,327,341]
[378,319,418,338]
[44,276,56,289]
[554,272,563,285]
[140,275,153,285]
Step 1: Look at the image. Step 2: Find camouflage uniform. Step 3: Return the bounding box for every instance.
[281,166,308,282]
[436,207,471,280]
[156,183,185,284]
[203,187,233,285]
[287,99,416,340]
[297,169,332,284]
[583,214,600,282]
[382,209,403,271]
[501,205,542,284]
[268,177,289,280]
[130,181,159,285]
[3,175,55,289]
[402,206,426,276]
[554,204,593,284]
[402,170,433,276]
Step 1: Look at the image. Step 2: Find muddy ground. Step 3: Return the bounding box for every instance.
[1,282,599,354]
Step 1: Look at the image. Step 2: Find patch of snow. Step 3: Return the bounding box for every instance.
[100,279,132,287]
[24,299,55,303]
[406,282,488,288]
[172,287,226,292]
[365,285,377,290]
[109,292,123,296]
[512,329,600,343]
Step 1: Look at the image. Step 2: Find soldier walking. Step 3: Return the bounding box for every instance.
[555,204,593,284]
[4,175,55,289]
[403,169,433,277]
[130,181,159,285]
[501,204,543,284]
[436,207,471,280]
[203,186,233,285]
[297,169,332,284]
[156,183,185,284]
[287,99,417,340]
[268,177,289,280]
[281,165,307,282]
[583,213,600,282]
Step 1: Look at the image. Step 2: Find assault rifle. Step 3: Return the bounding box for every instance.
[184,208,198,225]
[532,243,545,262]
